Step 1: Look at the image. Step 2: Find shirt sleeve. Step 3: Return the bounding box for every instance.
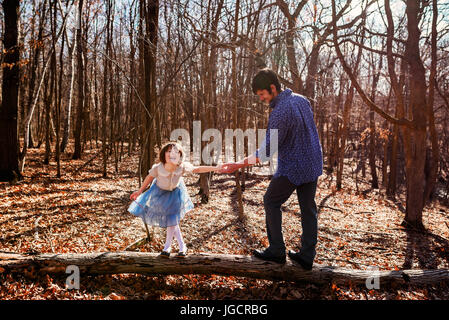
[182,161,195,174]
[148,163,159,178]
[253,107,290,162]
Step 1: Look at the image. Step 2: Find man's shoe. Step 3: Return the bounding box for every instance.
[288,250,313,270]
[253,249,286,264]
[160,250,170,258]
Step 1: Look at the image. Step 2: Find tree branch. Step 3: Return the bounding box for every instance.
[331,0,414,128]
[2,251,449,285]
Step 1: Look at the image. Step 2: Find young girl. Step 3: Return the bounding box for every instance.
[128,141,221,257]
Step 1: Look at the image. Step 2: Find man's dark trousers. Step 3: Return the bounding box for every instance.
[263,175,318,264]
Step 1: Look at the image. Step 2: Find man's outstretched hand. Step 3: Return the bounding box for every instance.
[219,162,240,174]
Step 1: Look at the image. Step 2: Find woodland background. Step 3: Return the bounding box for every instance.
[1,0,449,300]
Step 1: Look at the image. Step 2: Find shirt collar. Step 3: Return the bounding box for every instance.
[269,88,292,108]
[159,162,182,175]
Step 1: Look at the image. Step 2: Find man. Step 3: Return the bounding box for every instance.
[220,68,323,270]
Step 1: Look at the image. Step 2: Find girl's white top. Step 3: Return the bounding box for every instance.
[148,161,195,191]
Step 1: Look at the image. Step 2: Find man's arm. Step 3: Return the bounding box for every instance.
[220,103,290,174]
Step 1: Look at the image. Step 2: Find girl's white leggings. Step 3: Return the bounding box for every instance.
[163,225,185,252]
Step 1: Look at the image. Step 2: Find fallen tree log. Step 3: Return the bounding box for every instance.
[1,251,449,286]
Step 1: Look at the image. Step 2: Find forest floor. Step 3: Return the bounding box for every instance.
[1,141,449,300]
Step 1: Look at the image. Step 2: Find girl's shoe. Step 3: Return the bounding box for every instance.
[176,248,187,258]
[160,250,170,258]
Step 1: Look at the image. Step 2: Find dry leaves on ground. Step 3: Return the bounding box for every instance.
[1,142,449,300]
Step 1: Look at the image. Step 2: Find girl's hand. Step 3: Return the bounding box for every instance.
[219,162,240,174]
[130,190,141,201]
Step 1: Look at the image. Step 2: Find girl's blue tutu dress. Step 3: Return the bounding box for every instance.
[128,177,194,228]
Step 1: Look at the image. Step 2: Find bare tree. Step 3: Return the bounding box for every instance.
[0,0,21,182]
[140,0,159,177]
[331,0,440,229]
[72,0,85,160]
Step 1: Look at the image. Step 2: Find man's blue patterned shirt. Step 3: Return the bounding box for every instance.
[254,88,323,186]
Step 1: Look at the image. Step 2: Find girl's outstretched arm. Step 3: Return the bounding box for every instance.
[130,175,155,200]
[192,164,222,174]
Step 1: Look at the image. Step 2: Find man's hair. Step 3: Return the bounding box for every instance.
[158,141,185,164]
[251,68,281,94]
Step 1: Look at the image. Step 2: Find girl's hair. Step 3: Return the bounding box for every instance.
[158,141,185,165]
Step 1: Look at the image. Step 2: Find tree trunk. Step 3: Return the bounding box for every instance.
[140,0,159,178]
[127,5,137,156]
[0,0,21,182]
[387,57,407,198]
[1,251,448,286]
[198,0,223,204]
[102,0,112,177]
[56,12,65,178]
[44,1,57,165]
[72,0,85,160]
[275,0,308,93]
[387,114,399,198]
[368,109,379,188]
[60,12,77,154]
[232,0,244,217]
[43,66,52,165]
[368,49,382,189]
[336,28,364,190]
[305,44,321,104]
[23,1,47,152]
[336,85,354,190]
[401,0,428,230]
[423,0,439,205]
[327,74,344,172]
